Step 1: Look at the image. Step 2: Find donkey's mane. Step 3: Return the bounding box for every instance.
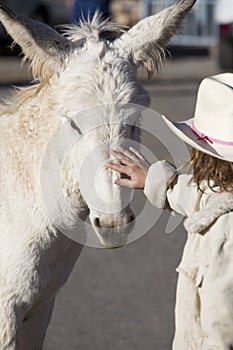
[0,83,49,116]
[61,12,127,43]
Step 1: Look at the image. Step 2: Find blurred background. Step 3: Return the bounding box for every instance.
[0,1,232,350]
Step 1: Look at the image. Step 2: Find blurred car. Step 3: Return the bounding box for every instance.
[215,0,233,69]
[0,0,73,38]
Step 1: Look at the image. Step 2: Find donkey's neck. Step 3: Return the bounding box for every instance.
[2,81,60,130]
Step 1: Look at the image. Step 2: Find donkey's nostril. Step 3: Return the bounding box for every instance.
[93,213,135,229]
[94,217,101,228]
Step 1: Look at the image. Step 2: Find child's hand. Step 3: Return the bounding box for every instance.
[106,146,151,189]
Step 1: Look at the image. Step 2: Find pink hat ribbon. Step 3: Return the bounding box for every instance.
[191,122,233,146]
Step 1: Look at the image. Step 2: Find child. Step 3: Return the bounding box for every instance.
[106,73,233,350]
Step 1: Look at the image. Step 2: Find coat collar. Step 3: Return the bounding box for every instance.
[184,191,233,234]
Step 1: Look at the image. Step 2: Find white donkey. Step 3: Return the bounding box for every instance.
[0,0,196,348]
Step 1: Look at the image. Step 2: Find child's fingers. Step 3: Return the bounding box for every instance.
[106,162,131,176]
[129,146,145,160]
[110,150,132,165]
[115,146,139,161]
[115,178,134,188]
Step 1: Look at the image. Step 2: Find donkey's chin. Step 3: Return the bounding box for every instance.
[93,225,132,248]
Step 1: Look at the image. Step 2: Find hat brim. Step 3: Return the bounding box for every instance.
[162,115,233,162]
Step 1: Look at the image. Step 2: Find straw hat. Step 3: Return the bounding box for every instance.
[162,73,233,162]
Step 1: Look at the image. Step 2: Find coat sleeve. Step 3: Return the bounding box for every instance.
[143,160,177,209]
[144,160,199,216]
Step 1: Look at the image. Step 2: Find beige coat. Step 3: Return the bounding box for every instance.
[144,160,233,350]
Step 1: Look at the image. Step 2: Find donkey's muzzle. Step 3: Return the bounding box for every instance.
[93,212,135,229]
[91,209,135,248]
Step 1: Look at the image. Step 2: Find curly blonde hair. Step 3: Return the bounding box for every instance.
[189,148,233,193]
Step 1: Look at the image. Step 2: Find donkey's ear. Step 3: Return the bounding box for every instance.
[0,2,74,81]
[112,0,196,76]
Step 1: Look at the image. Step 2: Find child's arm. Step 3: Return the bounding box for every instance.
[143,160,177,209]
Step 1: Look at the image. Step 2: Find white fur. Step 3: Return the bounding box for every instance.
[184,191,233,234]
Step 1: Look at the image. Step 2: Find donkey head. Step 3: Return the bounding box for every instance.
[0,0,196,247]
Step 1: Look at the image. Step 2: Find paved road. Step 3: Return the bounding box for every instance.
[0,59,222,350]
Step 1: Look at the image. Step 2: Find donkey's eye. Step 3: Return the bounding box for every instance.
[70,119,82,134]
[131,124,140,135]
[130,124,138,135]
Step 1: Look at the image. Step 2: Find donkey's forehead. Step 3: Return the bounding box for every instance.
[58,47,150,111]
[68,34,130,68]
[71,103,143,128]
[69,40,110,64]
